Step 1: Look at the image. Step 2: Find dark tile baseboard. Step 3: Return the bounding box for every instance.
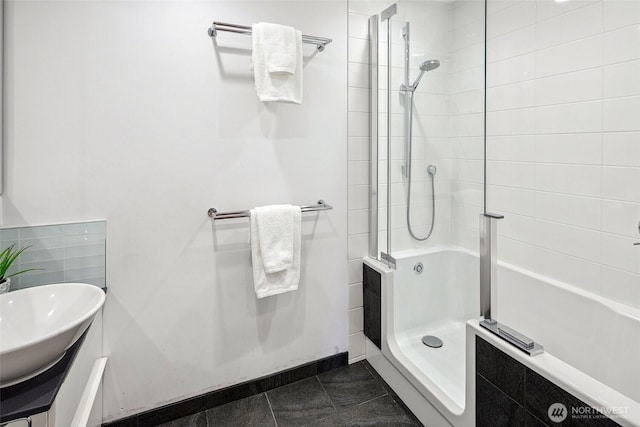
[103,352,348,427]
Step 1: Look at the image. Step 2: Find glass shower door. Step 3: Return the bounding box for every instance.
[366,1,487,413]
[371,0,487,260]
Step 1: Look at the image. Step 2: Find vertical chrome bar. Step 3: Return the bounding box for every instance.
[381,3,396,266]
[402,22,410,179]
[403,22,410,87]
[480,212,504,320]
[369,15,379,259]
[386,15,392,261]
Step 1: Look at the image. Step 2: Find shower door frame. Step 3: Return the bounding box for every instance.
[369,4,397,267]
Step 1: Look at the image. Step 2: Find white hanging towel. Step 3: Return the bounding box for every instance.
[250,205,302,298]
[251,22,303,104]
[255,205,295,272]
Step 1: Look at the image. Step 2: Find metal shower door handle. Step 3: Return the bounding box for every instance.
[480,212,504,321]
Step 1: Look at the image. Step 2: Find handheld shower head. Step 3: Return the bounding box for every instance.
[411,59,441,90]
[420,59,441,72]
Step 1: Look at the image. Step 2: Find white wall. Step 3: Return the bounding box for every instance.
[4,0,347,422]
[486,0,640,309]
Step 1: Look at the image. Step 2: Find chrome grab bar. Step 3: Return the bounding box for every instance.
[208,200,332,220]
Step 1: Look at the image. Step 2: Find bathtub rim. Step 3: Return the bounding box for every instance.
[381,245,476,263]
[497,258,640,324]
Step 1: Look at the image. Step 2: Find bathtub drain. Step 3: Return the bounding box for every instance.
[422,335,443,348]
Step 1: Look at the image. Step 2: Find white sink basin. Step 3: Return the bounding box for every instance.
[0,283,105,387]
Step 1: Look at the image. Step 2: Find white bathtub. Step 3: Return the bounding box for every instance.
[493,261,640,426]
[364,247,640,427]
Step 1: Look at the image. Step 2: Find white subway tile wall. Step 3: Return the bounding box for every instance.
[486,0,640,309]
[0,221,106,290]
[451,0,486,252]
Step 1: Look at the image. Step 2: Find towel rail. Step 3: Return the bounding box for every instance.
[208,200,333,220]
[208,21,332,51]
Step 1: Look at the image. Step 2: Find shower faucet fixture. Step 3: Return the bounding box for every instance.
[401,60,441,92]
[401,164,437,179]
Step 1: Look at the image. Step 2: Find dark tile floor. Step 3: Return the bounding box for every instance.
[156,361,422,427]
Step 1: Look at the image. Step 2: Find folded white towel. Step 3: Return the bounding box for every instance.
[255,204,294,273]
[264,23,297,75]
[250,205,301,298]
[251,22,303,104]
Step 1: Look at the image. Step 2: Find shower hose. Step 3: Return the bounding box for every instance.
[406,89,436,241]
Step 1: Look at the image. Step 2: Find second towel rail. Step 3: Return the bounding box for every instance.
[208,200,333,220]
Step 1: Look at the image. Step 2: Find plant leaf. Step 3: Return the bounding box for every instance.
[6,246,30,268]
[0,245,12,259]
[0,245,33,278]
[0,245,15,274]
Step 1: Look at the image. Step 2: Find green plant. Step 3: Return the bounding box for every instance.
[0,245,41,284]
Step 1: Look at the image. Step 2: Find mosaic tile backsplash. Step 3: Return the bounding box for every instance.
[0,221,106,291]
